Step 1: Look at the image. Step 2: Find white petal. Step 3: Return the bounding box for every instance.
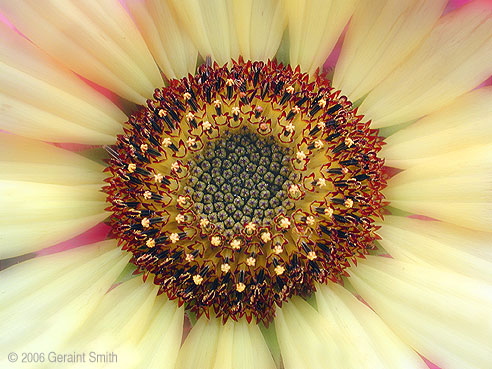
[316,282,427,369]
[0,241,130,354]
[1,180,107,258]
[334,0,446,101]
[348,256,492,369]
[176,316,275,369]
[377,216,492,284]
[285,0,356,74]
[0,22,125,144]
[231,0,287,61]
[0,133,105,185]
[381,86,492,168]
[0,0,163,104]
[360,2,492,127]
[169,0,240,66]
[125,0,198,79]
[384,144,492,231]
[275,297,343,369]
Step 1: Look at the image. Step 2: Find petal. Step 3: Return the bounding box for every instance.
[176,316,275,369]
[0,0,163,104]
[0,241,130,354]
[315,282,427,369]
[171,0,286,65]
[378,216,492,284]
[381,86,492,168]
[67,277,184,369]
[284,0,356,74]
[0,133,105,185]
[384,144,492,231]
[359,1,492,128]
[0,22,125,144]
[333,0,447,101]
[348,256,492,369]
[125,0,198,80]
[275,297,343,369]
[1,158,108,257]
[169,0,240,66]
[231,0,287,61]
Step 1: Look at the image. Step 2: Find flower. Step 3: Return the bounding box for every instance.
[0,1,491,369]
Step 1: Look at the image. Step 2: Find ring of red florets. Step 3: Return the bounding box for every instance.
[103,58,386,324]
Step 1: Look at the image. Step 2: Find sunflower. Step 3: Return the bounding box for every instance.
[1,0,491,368]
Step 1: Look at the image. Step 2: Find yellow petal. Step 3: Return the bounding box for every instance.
[0,133,105,185]
[0,22,125,144]
[0,241,130,353]
[316,282,428,369]
[0,180,107,258]
[285,0,356,74]
[170,0,240,66]
[349,256,492,369]
[334,0,447,101]
[378,216,492,284]
[231,0,287,61]
[360,2,492,127]
[381,86,492,168]
[125,0,198,79]
[384,144,492,231]
[275,297,343,369]
[0,0,163,103]
[176,316,275,369]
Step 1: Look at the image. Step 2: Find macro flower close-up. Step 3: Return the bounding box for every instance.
[1,0,492,368]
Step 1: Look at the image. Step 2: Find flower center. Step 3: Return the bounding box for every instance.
[104,59,386,324]
[185,128,295,238]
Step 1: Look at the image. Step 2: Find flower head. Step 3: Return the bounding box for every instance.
[1,0,492,368]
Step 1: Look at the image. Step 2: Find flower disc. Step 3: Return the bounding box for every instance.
[104,59,386,324]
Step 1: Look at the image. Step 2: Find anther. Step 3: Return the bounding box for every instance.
[230,239,241,250]
[279,217,291,229]
[193,275,203,285]
[274,265,285,276]
[246,257,256,266]
[141,218,150,228]
[169,233,180,243]
[221,263,231,273]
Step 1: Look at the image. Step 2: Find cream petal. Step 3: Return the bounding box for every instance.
[378,216,492,284]
[1,180,107,258]
[381,86,492,168]
[176,316,275,369]
[136,293,184,369]
[284,0,356,75]
[315,282,428,369]
[0,22,125,144]
[0,0,163,104]
[275,297,343,369]
[0,241,130,354]
[231,0,287,62]
[0,133,105,185]
[384,144,492,231]
[359,2,492,128]
[169,0,240,66]
[125,0,198,80]
[334,0,447,101]
[348,256,492,369]
[64,277,183,369]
